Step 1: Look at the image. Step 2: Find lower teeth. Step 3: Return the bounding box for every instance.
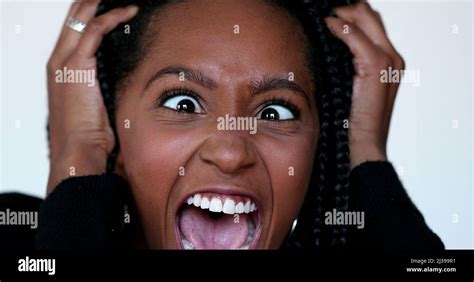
[182,237,194,250]
[239,226,255,250]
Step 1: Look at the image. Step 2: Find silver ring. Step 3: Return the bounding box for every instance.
[66,17,87,33]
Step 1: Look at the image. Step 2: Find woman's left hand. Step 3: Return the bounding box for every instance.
[324,2,405,170]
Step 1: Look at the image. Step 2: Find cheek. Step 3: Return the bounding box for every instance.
[257,133,317,247]
[117,117,203,247]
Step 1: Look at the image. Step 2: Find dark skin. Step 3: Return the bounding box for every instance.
[114,0,318,249]
[46,0,403,249]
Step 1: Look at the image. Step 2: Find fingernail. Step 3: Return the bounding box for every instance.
[127,5,139,17]
[324,17,334,29]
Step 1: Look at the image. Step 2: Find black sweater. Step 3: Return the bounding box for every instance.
[0,161,444,250]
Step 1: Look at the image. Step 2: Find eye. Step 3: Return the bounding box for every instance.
[257,104,296,121]
[162,93,203,114]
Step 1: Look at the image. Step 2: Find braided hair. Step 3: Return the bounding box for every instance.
[96,0,356,248]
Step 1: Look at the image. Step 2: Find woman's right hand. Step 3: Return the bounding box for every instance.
[46,1,138,195]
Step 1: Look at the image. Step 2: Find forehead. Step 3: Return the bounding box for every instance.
[140,0,312,82]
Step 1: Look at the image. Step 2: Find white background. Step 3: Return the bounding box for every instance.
[0,0,472,249]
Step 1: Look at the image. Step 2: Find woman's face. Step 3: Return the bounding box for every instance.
[115,0,319,249]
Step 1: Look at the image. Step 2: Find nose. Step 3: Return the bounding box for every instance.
[199,131,257,175]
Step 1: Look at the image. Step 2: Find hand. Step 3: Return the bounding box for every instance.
[325,2,405,170]
[46,1,139,194]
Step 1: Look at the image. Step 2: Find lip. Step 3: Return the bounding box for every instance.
[174,187,264,249]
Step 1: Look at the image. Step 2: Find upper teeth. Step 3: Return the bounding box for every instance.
[186,193,257,215]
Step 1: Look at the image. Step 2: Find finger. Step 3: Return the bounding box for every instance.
[49,1,80,63]
[60,1,82,38]
[324,16,386,77]
[54,0,102,63]
[67,1,81,19]
[72,5,139,60]
[333,2,404,137]
[372,10,387,34]
[326,15,394,146]
[333,2,396,61]
[331,4,404,142]
[382,70,402,141]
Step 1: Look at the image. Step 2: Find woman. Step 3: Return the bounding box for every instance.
[10,0,443,250]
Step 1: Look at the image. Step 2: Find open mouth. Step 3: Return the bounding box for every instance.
[175,192,262,249]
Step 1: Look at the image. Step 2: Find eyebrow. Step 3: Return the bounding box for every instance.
[145,66,218,91]
[248,76,311,106]
[145,66,311,106]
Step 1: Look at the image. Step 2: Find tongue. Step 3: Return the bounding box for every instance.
[179,205,249,249]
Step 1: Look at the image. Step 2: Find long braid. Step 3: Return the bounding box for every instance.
[283,0,356,248]
[304,0,333,249]
[96,39,118,173]
[317,0,354,247]
[331,39,354,247]
[328,1,355,247]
